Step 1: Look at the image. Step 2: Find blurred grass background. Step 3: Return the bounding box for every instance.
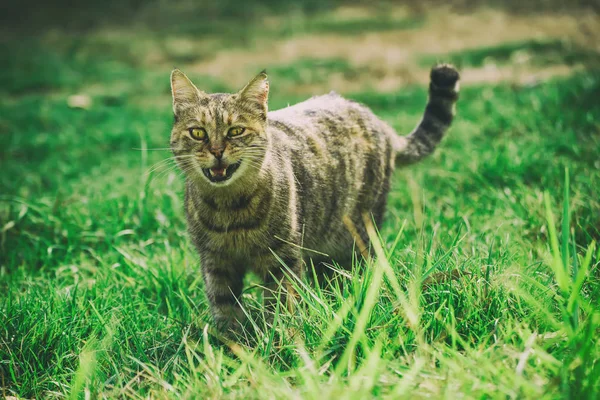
[1,0,600,398]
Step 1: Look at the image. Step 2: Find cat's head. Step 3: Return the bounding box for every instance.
[169,69,269,187]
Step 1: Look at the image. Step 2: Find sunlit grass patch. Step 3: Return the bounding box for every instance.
[420,39,600,69]
[302,15,425,35]
[269,57,362,86]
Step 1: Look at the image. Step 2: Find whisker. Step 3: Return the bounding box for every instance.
[152,164,183,180]
[132,147,174,151]
[155,164,191,181]
[152,158,196,180]
[144,156,196,176]
[242,161,265,173]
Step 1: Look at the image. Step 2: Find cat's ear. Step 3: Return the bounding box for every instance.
[170,69,205,114]
[238,70,269,114]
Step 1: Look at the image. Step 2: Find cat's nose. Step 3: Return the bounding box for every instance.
[209,147,224,159]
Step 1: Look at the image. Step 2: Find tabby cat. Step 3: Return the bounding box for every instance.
[169,64,460,329]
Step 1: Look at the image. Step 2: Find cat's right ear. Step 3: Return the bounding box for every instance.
[171,69,205,114]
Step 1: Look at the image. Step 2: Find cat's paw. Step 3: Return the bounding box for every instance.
[430,64,460,91]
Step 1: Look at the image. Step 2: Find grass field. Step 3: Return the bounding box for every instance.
[1,2,600,399]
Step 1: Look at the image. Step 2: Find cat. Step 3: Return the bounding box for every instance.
[169,64,460,330]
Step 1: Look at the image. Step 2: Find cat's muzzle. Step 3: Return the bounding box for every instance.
[202,160,242,183]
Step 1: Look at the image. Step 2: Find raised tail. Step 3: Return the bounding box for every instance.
[393,64,460,166]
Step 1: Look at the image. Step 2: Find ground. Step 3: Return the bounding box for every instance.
[1,2,600,399]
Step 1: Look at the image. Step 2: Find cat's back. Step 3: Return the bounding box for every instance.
[266,92,397,257]
[267,91,397,158]
[268,91,389,136]
[269,91,352,118]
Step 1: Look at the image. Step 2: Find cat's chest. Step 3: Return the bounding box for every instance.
[185,189,275,252]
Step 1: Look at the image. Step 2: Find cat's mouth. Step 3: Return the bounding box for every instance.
[202,160,242,183]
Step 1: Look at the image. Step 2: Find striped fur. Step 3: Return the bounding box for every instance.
[170,64,460,330]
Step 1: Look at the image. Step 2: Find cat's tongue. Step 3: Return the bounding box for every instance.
[210,166,227,177]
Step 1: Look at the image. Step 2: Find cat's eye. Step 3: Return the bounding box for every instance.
[189,127,207,141]
[228,127,245,137]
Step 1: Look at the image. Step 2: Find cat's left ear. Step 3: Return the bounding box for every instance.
[238,70,269,115]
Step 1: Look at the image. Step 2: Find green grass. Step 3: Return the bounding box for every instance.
[420,39,600,69]
[269,58,362,85]
[2,14,600,399]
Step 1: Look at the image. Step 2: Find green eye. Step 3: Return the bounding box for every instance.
[189,127,207,140]
[228,127,245,137]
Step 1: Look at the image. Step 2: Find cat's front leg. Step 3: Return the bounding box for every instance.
[201,254,245,331]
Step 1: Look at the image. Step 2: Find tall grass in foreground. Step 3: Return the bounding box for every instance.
[1,31,599,395]
[54,170,598,399]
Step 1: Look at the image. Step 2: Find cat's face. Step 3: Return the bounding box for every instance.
[170,70,269,187]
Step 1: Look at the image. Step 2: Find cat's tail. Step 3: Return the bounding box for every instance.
[393,64,460,166]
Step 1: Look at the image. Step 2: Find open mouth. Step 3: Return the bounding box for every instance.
[202,160,242,183]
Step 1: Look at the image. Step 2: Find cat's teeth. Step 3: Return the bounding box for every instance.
[209,167,227,177]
